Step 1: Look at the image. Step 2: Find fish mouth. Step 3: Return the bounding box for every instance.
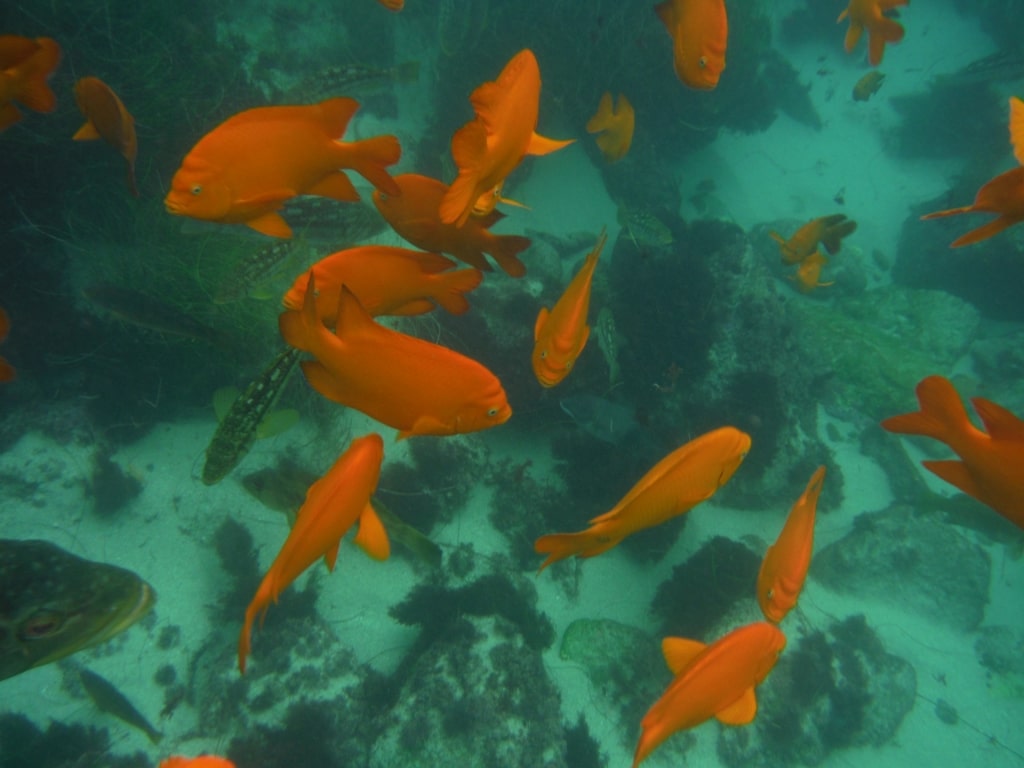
[90,580,156,647]
[164,195,183,214]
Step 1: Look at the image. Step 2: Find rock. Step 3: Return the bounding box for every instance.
[718,615,916,768]
[813,505,991,631]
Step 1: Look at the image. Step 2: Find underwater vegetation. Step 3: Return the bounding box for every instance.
[0,713,147,768]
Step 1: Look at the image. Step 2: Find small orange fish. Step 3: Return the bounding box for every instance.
[165,98,401,238]
[159,758,235,768]
[921,96,1024,247]
[283,245,483,320]
[837,0,907,67]
[0,307,14,382]
[882,375,1024,530]
[852,70,885,101]
[279,274,512,439]
[769,214,856,264]
[373,173,532,277]
[535,427,750,571]
[238,432,386,673]
[654,0,728,90]
[757,466,826,624]
[73,77,138,197]
[0,35,60,131]
[789,251,834,293]
[586,92,635,162]
[441,49,573,227]
[376,0,404,9]
[532,230,605,387]
[632,622,786,768]
[471,181,528,218]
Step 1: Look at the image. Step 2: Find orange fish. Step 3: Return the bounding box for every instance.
[0,307,14,382]
[837,0,907,67]
[757,466,826,624]
[0,36,60,131]
[654,0,728,90]
[789,251,834,293]
[377,0,404,9]
[279,274,512,439]
[373,173,532,277]
[159,758,235,768]
[73,77,138,197]
[471,181,528,218]
[283,245,483,320]
[586,92,634,163]
[769,214,856,264]
[440,49,573,227]
[632,622,786,768]
[532,230,605,387]
[238,432,386,673]
[881,375,1024,530]
[165,98,401,238]
[535,426,750,571]
[921,97,1024,247]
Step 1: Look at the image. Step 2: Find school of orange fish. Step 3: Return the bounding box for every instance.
[3,0,1024,766]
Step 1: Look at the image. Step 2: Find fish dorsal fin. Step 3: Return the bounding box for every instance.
[354,503,391,561]
[922,459,982,498]
[662,636,705,674]
[317,97,360,139]
[534,307,550,340]
[213,386,239,421]
[971,397,1024,442]
[73,121,101,141]
[1011,96,1024,165]
[716,688,758,726]
[334,285,376,339]
[323,539,341,572]
[526,132,574,157]
[256,408,300,439]
[654,0,675,32]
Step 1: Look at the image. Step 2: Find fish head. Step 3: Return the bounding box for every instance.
[165,155,233,221]
[750,622,787,682]
[713,427,752,488]
[531,339,574,388]
[755,553,791,624]
[0,540,155,681]
[454,384,512,434]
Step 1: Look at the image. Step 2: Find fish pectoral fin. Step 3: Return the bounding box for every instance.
[72,121,101,141]
[324,540,341,572]
[716,688,758,726]
[212,386,240,422]
[354,503,391,561]
[661,636,706,674]
[526,132,574,157]
[256,408,300,439]
[246,212,294,239]
[922,459,983,500]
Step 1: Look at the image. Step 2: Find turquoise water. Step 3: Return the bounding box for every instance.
[1,1,1023,766]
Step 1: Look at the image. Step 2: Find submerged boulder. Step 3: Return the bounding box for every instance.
[813,504,991,631]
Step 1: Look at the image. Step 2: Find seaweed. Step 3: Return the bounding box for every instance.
[0,713,147,768]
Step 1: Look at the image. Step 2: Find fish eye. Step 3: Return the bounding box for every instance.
[21,611,64,640]
[539,351,547,359]
[487,407,500,417]
[191,184,202,196]
[699,56,707,69]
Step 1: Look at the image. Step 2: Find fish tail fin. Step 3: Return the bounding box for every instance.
[526,131,575,157]
[238,583,272,674]
[881,375,975,450]
[586,92,616,134]
[843,20,864,53]
[435,267,484,314]
[485,233,532,278]
[341,134,401,196]
[950,216,1021,247]
[1010,96,1024,164]
[534,528,620,573]
[17,38,60,114]
[442,120,488,225]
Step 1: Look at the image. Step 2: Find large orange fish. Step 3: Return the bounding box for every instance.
[73,77,138,197]
[283,245,483,320]
[769,214,857,265]
[921,97,1024,247]
[586,92,634,163]
[279,274,512,439]
[881,375,1024,530]
[0,36,60,131]
[788,251,834,293]
[373,173,532,277]
[165,98,400,238]
[632,622,786,768]
[440,49,573,227]
[159,758,235,768]
[535,426,750,571]
[238,432,386,673]
[654,0,728,90]
[757,466,826,624]
[531,230,605,387]
[837,0,907,67]
[0,308,14,382]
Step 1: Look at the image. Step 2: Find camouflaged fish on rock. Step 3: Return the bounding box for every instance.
[0,540,154,681]
[214,238,314,304]
[284,61,420,104]
[202,347,301,485]
[280,198,387,248]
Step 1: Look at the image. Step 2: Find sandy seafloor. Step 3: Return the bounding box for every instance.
[3,0,1024,766]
